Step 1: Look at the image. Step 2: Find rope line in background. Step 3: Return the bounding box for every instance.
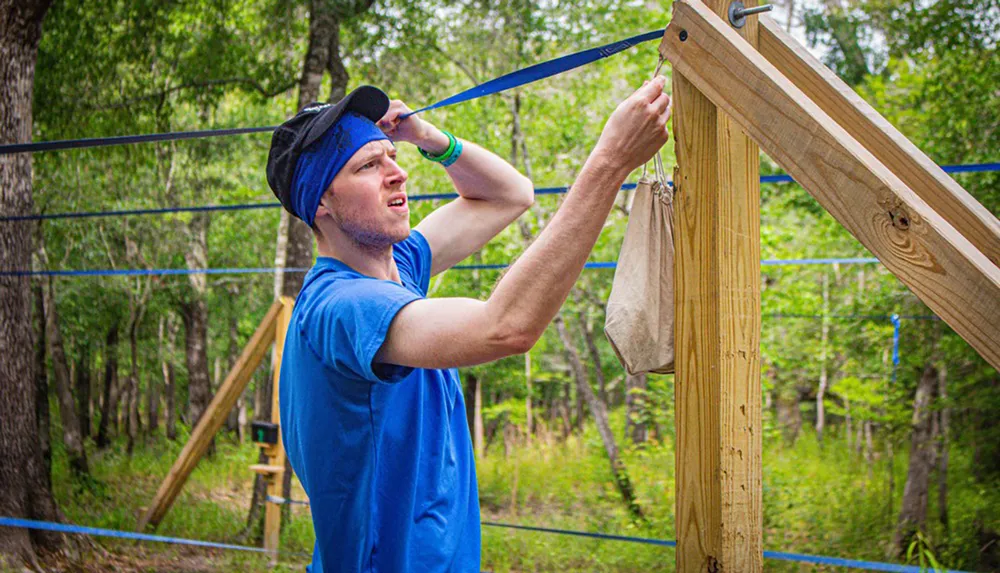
[0,517,970,572]
[0,516,308,558]
[0,257,884,277]
[5,162,997,222]
[0,28,667,156]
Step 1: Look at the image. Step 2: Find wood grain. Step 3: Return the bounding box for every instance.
[264,297,294,554]
[759,18,1000,268]
[662,0,1000,370]
[666,1,763,569]
[138,300,282,532]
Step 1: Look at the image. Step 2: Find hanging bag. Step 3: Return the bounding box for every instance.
[604,153,675,375]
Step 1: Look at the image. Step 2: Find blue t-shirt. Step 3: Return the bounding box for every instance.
[279,231,480,573]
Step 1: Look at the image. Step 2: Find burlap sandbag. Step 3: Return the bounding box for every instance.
[604,175,675,375]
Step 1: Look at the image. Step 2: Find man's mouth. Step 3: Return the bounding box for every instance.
[387,195,407,208]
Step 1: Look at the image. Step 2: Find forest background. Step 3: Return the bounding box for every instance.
[0,0,998,571]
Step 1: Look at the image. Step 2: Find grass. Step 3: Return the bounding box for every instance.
[46,410,998,572]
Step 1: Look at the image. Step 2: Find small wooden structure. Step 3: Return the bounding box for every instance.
[662,0,999,570]
[138,297,294,555]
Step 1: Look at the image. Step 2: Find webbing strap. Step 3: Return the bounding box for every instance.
[401,29,666,118]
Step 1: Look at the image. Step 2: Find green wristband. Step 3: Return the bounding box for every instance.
[418,131,456,163]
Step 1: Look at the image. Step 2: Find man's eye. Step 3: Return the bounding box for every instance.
[360,161,376,170]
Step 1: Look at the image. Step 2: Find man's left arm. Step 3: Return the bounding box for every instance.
[379,101,534,276]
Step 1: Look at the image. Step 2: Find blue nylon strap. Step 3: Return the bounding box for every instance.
[401,29,666,119]
[483,521,970,572]
[2,516,967,572]
[891,313,902,383]
[3,162,996,222]
[0,258,892,277]
[0,516,309,558]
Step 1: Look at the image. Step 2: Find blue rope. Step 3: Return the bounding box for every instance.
[5,161,995,222]
[0,257,892,277]
[0,28,664,156]
[0,516,309,558]
[401,29,666,118]
[483,521,969,572]
[891,313,902,384]
[765,313,938,321]
[482,521,675,547]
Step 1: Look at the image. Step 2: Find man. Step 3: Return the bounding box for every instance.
[266,77,670,572]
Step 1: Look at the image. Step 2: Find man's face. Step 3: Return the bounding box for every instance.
[314,139,410,249]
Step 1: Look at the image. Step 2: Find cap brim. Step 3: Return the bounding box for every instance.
[302,85,390,149]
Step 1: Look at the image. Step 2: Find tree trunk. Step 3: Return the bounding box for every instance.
[816,273,829,446]
[162,313,178,441]
[34,284,52,491]
[43,276,89,475]
[0,0,65,563]
[181,298,211,428]
[555,315,643,520]
[75,346,91,440]
[624,372,648,444]
[125,314,142,456]
[777,388,803,446]
[936,363,949,531]
[96,322,119,448]
[183,212,212,438]
[892,363,940,556]
[578,310,607,404]
[226,306,240,434]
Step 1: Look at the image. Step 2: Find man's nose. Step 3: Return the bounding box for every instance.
[386,158,407,186]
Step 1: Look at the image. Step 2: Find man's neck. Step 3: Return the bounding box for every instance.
[316,230,400,283]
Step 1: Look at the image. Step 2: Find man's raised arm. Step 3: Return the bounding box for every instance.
[377,76,671,370]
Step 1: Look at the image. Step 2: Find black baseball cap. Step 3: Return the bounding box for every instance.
[266,85,390,218]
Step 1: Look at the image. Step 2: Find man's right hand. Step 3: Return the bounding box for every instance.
[594,75,672,174]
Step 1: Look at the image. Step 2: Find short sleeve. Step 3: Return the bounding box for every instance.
[393,230,433,295]
[298,278,421,384]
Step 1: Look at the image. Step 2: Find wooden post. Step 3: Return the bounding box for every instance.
[662,0,762,569]
[263,297,293,556]
[138,300,283,531]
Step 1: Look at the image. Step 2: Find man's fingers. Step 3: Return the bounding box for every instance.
[651,92,670,114]
[636,75,667,102]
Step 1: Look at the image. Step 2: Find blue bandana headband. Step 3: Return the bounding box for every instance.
[290,112,390,227]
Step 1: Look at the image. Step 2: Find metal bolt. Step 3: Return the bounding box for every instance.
[728,1,773,28]
[679,29,688,42]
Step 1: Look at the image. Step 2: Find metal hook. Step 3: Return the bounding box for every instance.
[728,1,773,28]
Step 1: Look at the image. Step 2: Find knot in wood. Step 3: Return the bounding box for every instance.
[889,207,911,231]
[707,555,722,573]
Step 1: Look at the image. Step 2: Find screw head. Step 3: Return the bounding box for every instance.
[679,29,688,42]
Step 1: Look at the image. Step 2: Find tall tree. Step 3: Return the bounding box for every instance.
[0,0,67,565]
[893,363,941,555]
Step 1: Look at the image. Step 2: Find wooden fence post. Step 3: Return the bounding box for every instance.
[661,0,763,569]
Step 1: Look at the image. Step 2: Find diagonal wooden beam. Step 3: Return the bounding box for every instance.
[661,0,1000,370]
[137,300,283,531]
[758,17,1000,269]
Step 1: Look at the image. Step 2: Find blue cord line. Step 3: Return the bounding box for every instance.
[0,257,892,277]
[3,162,994,222]
[0,517,310,558]
[482,521,969,572]
[2,516,968,572]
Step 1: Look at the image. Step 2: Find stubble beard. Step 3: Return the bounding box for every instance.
[333,205,409,256]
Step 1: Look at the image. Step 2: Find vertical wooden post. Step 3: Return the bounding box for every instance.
[663,0,762,569]
[263,297,293,557]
